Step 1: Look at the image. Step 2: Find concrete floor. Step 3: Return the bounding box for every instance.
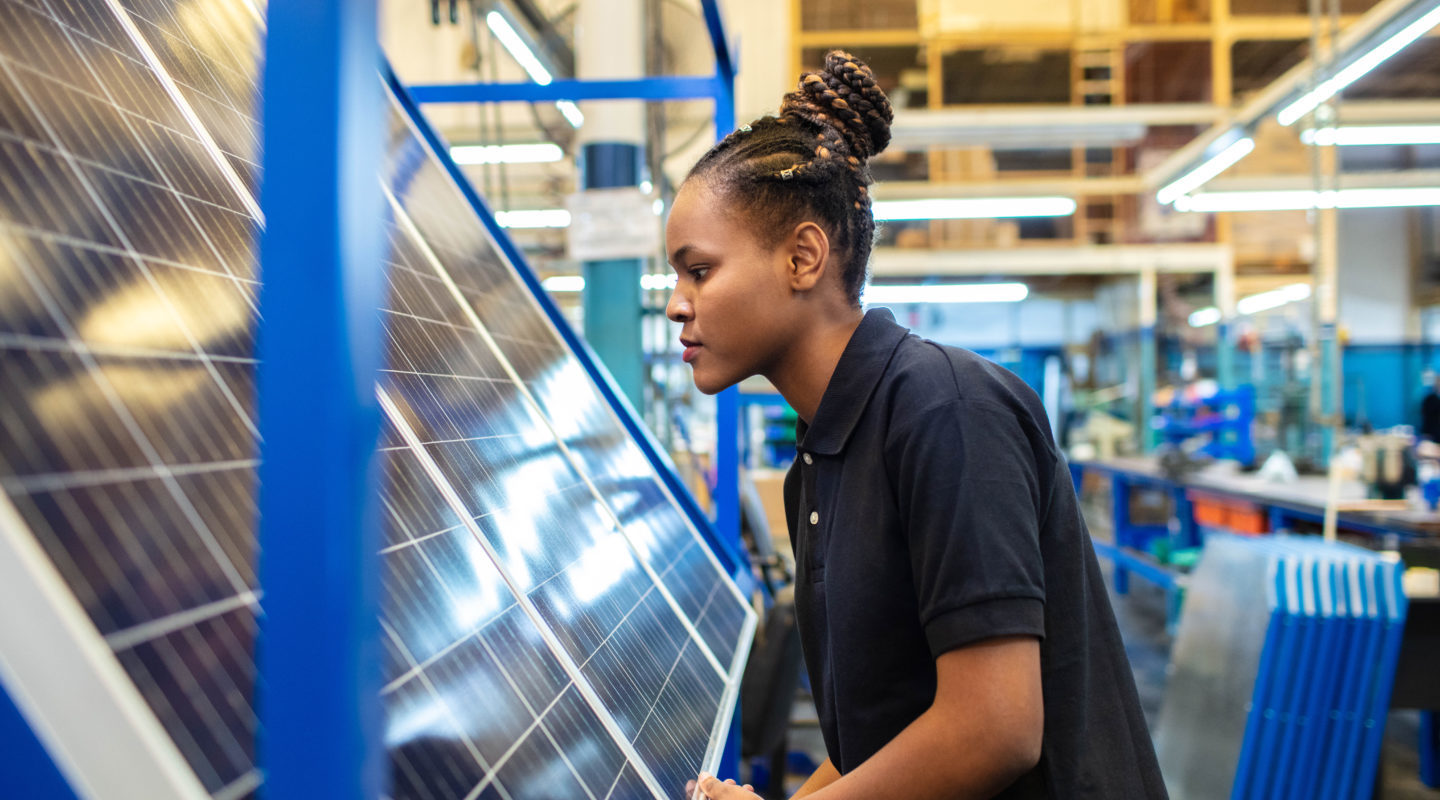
[764,541,1439,799]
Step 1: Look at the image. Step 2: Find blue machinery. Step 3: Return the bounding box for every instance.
[0,0,757,798]
[1156,385,1257,467]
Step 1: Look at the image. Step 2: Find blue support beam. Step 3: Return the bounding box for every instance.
[699,0,737,83]
[0,680,78,800]
[257,3,389,799]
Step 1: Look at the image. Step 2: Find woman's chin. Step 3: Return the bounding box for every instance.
[690,365,738,396]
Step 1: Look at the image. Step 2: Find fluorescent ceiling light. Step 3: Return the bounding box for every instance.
[541,275,586,292]
[486,11,585,129]
[1174,187,1440,212]
[1188,307,1222,327]
[871,197,1075,221]
[541,274,678,293]
[449,143,564,165]
[1237,283,1311,315]
[1187,286,1310,324]
[486,12,551,83]
[640,273,677,291]
[1301,125,1440,146]
[555,101,585,128]
[495,209,571,228]
[864,282,1029,305]
[1156,137,1255,205]
[1278,4,1440,126]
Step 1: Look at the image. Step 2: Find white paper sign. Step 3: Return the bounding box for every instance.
[565,187,660,261]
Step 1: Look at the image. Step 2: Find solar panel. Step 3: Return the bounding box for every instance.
[0,1,755,798]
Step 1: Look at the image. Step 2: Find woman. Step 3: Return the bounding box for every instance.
[670,52,1166,799]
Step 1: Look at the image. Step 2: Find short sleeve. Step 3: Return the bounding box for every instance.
[888,398,1047,657]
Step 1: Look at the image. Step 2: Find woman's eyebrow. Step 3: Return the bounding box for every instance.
[667,244,695,268]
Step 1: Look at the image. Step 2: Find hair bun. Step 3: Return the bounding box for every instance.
[780,50,893,161]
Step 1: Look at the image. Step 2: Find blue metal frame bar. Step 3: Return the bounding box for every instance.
[699,0,737,84]
[383,64,753,583]
[0,679,78,800]
[407,75,726,104]
[1089,539,1178,591]
[257,3,389,798]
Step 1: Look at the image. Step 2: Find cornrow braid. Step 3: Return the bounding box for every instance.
[684,50,894,306]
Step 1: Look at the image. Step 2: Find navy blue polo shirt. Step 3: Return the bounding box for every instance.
[785,308,1165,798]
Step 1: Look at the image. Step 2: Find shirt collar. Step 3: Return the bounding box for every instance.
[797,307,909,456]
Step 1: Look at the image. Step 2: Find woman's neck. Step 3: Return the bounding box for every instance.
[765,309,865,423]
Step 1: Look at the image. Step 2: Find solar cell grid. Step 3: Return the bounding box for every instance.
[382,114,749,676]
[377,190,739,796]
[0,0,753,796]
[0,5,263,796]
[379,409,668,800]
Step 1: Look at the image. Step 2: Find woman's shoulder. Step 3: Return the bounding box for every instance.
[883,334,1044,416]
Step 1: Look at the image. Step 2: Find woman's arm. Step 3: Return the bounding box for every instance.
[699,635,1042,800]
[790,758,841,798]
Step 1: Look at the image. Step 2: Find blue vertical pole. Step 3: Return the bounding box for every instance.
[712,60,745,784]
[712,56,740,548]
[580,144,647,411]
[257,2,388,798]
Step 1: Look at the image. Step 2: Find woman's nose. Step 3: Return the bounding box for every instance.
[666,289,692,323]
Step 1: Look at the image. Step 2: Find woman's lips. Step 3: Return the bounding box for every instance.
[682,345,701,363]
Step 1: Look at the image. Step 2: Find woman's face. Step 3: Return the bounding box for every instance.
[664,181,798,394]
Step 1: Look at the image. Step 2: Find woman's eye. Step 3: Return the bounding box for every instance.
[689,266,711,281]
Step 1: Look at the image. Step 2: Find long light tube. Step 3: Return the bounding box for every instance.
[1278,3,1440,126]
[541,274,680,293]
[449,143,564,165]
[495,209,571,228]
[864,282,1029,305]
[1237,283,1312,315]
[1157,137,1255,205]
[1302,125,1440,146]
[871,197,1076,221]
[1174,187,1440,212]
[1188,283,1312,326]
[485,11,585,128]
[1188,307,1223,327]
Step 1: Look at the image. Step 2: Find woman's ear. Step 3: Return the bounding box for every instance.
[788,221,830,291]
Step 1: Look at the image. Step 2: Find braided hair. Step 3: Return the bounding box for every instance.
[685,50,894,306]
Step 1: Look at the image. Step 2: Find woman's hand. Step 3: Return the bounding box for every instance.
[690,772,760,799]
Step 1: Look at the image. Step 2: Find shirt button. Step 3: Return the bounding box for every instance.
[809,511,819,525]
[803,453,813,465]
